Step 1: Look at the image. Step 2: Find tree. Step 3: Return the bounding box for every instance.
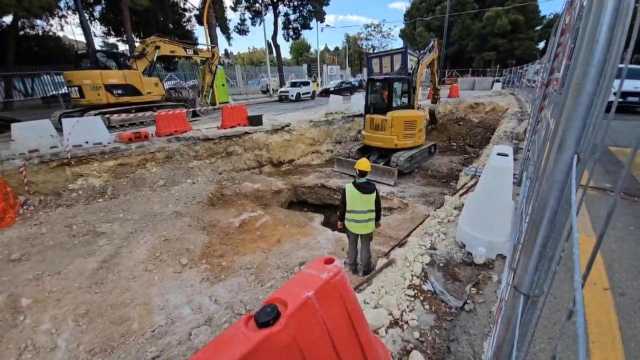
[93,0,196,45]
[538,13,559,54]
[234,47,273,66]
[358,22,395,53]
[195,0,232,48]
[232,0,330,87]
[400,0,545,69]
[290,38,311,65]
[1,0,59,109]
[345,33,365,75]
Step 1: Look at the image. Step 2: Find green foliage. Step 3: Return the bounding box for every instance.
[358,22,395,52]
[195,0,233,45]
[0,29,76,69]
[91,0,196,43]
[233,47,273,66]
[290,38,312,65]
[0,0,58,18]
[400,0,549,69]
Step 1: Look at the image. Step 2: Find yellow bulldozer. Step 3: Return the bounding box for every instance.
[334,40,441,185]
[55,35,223,128]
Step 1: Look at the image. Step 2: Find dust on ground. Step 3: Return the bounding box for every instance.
[0,93,516,359]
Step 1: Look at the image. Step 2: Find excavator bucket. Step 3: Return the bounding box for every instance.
[333,157,399,186]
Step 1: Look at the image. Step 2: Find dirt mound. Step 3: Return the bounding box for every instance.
[431,101,508,150]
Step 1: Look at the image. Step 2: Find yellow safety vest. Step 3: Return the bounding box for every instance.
[345,183,376,235]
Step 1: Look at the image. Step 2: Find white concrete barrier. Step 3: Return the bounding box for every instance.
[10,119,62,155]
[474,77,494,90]
[327,94,350,113]
[62,116,114,149]
[456,145,514,263]
[350,92,365,114]
[458,78,476,91]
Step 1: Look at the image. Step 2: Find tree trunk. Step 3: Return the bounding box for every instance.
[2,15,19,111]
[73,0,97,66]
[120,0,136,55]
[270,6,285,87]
[206,1,219,48]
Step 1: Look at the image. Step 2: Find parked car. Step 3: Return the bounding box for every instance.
[318,80,358,97]
[607,64,640,112]
[278,79,316,101]
[259,78,279,94]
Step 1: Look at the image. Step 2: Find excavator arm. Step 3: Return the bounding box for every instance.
[412,39,440,108]
[129,36,220,106]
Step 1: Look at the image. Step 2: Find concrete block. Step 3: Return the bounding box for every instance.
[458,78,475,91]
[327,94,349,113]
[474,77,494,90]
[10,119,62,155]
[456,145,514,263]
[349,93,365,114]
[62,116,114,149]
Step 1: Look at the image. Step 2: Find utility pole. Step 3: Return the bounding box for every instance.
[345,35,350,79]
[316,19,321,87]
[73,0,97,66]
[441,0,451,72]
[263,16,273,95]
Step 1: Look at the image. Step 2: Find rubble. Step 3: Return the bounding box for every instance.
[0,93,520,359]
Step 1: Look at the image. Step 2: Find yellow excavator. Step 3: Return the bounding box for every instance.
[334,39,441,185]
[56,35,221,128]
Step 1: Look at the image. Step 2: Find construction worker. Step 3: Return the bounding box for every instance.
[337,158,381,276]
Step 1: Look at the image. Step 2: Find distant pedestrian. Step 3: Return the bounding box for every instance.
[337,158,381,276]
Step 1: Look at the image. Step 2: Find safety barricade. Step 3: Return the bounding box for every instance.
[191,256,391,360]
[116,129,151,143]
[0,178,18,229]
[220,104,249,129]
[155,110,192,137]
[448,83,460,98]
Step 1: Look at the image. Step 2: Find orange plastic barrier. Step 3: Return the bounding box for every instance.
[220,104,249,129]
[0,178,19,229]
[448,83,460,98]
[116,129,151,143]
[191,256,391,360]
[155,110,192,137]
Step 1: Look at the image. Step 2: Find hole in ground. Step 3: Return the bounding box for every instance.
[286,200,341,232]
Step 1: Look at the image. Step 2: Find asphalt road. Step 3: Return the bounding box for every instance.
[530,109,640,359]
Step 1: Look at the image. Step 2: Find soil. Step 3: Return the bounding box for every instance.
[0,96,511,359]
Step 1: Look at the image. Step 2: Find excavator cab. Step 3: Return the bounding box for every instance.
[362,75,428,151]
[365,76,413,115]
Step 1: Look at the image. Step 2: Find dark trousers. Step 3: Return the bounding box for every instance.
[345,229,373,275]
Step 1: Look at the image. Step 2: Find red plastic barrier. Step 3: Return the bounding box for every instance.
[448,83,460,98]
[191,256,391,360]
[155,110,192,137]
[116,129,151,143]
[0,178,18,229]
[220,104,249,129]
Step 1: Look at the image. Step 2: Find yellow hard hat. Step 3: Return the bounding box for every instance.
[354,158,372,172]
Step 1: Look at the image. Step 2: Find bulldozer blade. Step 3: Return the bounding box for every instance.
[333,157,399,186]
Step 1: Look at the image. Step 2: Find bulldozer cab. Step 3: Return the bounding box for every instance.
[365,76,413,115]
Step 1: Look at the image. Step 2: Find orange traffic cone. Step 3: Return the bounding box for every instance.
[0,178,18,229]
[448,83,460,98]
[427,87,433,100]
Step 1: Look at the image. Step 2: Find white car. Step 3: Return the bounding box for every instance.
[278,80,316,102]
[608,64,640,111]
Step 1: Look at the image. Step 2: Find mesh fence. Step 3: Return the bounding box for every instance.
[486,0,638,359]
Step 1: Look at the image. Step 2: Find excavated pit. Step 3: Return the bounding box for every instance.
[0,97,512,359]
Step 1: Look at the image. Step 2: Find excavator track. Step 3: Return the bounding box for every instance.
[389,142,437,173]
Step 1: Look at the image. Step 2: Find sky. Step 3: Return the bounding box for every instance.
[5,0,565,55]
[208,0,566,56]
